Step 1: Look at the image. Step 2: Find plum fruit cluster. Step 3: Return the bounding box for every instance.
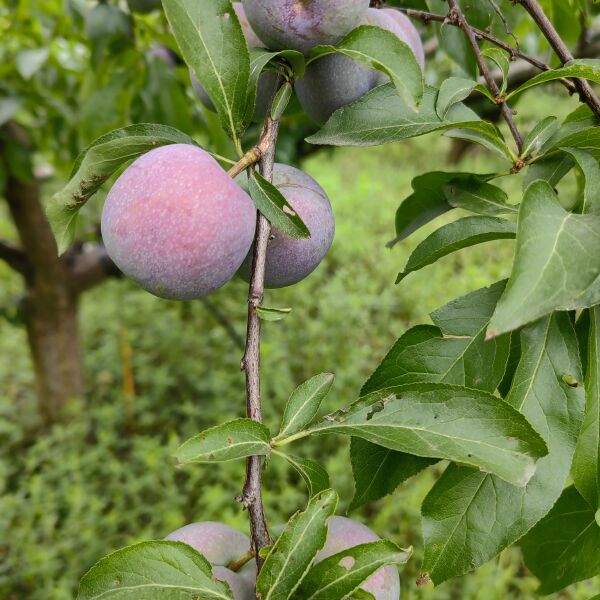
[101,145,334,299]
[239,0,424,124]
[165,518,400,600]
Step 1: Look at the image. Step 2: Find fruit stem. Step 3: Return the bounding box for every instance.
[227,549,256,573]
[240,75,286,571]
[227,147,262,179]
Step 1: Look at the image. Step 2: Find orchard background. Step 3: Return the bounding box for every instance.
[2,0,600,599]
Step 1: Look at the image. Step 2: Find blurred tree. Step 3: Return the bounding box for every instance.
[0,0,196,423]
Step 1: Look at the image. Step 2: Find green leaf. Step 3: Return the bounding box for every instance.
[444,179,517,216]
[176,418,271,464]
[364,282,511,394]
[521,486,600,594]
[352,282,512,510]
[257,489,338,600]
[47,124,196,254]
[306,84,498,148]
[162,0,249,146]
[421,313,584,584]
[296,541,411,600]
[77,541,233,599]
[256,306,292,322]
[507,59,600,101]
[302,383,548,487]
[245,49,304,126]
[482,48,510,94]
[523,152,574,189]
[572,305,600,510]
[273,452,330,497]
[309,25,423,111]
[489,181,600,336]
[436,77,478,119]
[349,438,435,510]
[278,373,335,439]
[521,116,559,159]
[562,147,600,215]
[271,82,293,120]
[389,171,496,246]
[396,216,516,283]
[443,127,514,162]
[390,173,454,245]
[249,171,311,239]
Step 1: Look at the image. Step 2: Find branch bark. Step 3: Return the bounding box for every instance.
[446,0,524,155]
[517,0,600,118]
[240,78,285,568]
[400,7,577,96]
[0,239,29,275]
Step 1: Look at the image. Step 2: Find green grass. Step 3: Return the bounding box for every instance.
[1,88,599,599]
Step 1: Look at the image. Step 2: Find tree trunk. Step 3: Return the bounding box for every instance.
[5,171,83,425]
[23,278,83,424]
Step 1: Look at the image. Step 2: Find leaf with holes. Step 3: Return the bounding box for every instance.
[296,541,411,600]
[249,171,310,239]
[303,383,547,486]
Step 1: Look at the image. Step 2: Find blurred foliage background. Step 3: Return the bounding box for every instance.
[1,0,600,598]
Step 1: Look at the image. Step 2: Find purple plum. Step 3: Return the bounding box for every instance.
[242,0,370,55]
[165,522,255,600]
[295,8,424,124]
[101,144,256,300]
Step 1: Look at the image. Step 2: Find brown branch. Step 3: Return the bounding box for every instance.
[517,0,600,118]
[64,243,121,294]
[239,77,285,569]
[0,239,29,275]
[446,0,524,154]
[400,7,577,95]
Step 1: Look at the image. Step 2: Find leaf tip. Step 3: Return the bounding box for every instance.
[416,572,432,587]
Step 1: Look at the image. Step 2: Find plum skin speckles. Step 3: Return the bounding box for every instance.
[237,163,335,289]
[101,144,256,301]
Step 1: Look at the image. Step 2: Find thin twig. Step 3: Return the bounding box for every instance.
[399,7,577,95]
[239,77,285,569]
[447,0,524,155]
[517,0,600,118]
